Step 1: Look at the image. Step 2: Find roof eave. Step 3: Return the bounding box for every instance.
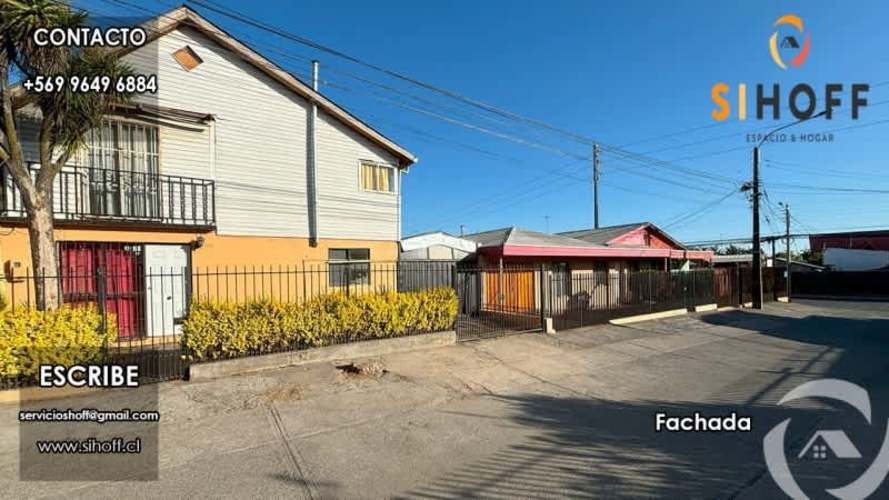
[139,6,417,167]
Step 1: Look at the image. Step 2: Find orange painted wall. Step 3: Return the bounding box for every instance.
[0,226,399,272]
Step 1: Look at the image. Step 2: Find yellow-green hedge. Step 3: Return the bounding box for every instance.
[183,287,458,361]
[0,306,117,380]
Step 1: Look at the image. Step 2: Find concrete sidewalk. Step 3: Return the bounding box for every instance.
[3,300,889,498]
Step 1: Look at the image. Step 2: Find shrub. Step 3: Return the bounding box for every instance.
[183,287,458,361]
[0,306,117,381]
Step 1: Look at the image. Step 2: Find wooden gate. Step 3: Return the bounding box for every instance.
[714,267,739,308]
[456,267,541,341]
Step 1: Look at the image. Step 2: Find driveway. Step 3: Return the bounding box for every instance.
[4,299,889,498]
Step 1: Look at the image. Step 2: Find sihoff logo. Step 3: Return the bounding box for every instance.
[763,379,889,499]
[769,14,811,70]
[710,13,869,122]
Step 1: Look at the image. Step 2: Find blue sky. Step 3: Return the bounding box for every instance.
[79,0,889,248]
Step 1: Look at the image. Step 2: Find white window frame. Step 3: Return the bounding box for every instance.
[357,160,397,195]
[328,248,371,287]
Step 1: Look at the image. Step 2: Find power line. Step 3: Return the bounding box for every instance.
[661,189,739,230]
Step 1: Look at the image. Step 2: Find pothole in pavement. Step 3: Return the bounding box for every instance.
[335,361,389,378]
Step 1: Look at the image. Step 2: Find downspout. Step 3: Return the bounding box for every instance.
[307,60,320,247]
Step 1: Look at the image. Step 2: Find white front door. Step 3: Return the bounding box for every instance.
[144,244,189,337]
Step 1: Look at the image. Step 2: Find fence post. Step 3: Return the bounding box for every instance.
[538,263,546,331]
[736,266,743,307]
[451,264,458,290]
[96,265,108,344]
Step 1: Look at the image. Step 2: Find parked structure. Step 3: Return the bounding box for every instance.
[399,231,476,261]
[0,7,416,335]
[714,254,823,272]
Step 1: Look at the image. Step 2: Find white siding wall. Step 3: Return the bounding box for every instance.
[315,112,400,241]
[119,26,401,240]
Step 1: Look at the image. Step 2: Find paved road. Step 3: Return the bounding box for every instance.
[4,300,889,498]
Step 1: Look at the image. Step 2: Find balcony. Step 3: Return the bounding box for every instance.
[0,164,215,229]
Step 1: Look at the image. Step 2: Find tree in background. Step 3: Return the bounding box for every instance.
[0,0,131,308]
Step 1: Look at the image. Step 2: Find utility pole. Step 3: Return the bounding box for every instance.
[544,215,550,233]
[459,224,465,237]
[751,146,763,309]
[750,110,827,309]
[593,143,600,229]
[784,203,792,303]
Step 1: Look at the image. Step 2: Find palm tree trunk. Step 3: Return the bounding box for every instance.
[25,198,60,310]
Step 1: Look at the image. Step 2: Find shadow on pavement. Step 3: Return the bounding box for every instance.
[399,307,889,498]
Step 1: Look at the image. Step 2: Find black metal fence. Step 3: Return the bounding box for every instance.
[1,259,792,387]
[546,269,716,330]
[455,267,788,339]
[1,261,460,387]
[791,270,889,298]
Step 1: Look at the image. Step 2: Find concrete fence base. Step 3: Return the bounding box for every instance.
[609,308,688,325]
[189,330,456,381]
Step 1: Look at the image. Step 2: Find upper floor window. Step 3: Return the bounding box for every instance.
[81,120,160,217]
[360,161,396,193]
[83,120,159,175]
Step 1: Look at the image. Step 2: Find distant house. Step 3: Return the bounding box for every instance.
[810,229,889,252]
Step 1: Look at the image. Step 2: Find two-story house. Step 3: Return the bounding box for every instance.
[0,7,416,337]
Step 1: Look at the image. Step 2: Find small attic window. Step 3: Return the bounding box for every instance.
[172,46,203,71]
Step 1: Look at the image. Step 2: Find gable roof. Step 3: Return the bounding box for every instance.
[139,6,417,167]
[463,227,603,249]
[559,222,647,245]
[558,222,688,249]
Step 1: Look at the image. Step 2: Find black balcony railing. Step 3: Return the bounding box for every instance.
[0,164,215,228]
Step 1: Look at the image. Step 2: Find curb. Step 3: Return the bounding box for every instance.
[609,308,689,325]
[693,303,719,313]
[189,330,456,381]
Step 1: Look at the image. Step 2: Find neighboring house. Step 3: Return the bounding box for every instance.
[459,224,712,313]
[463,222,712,270]
[810,229,889,252]
[0,7,415,336]
[399,231,477,261]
